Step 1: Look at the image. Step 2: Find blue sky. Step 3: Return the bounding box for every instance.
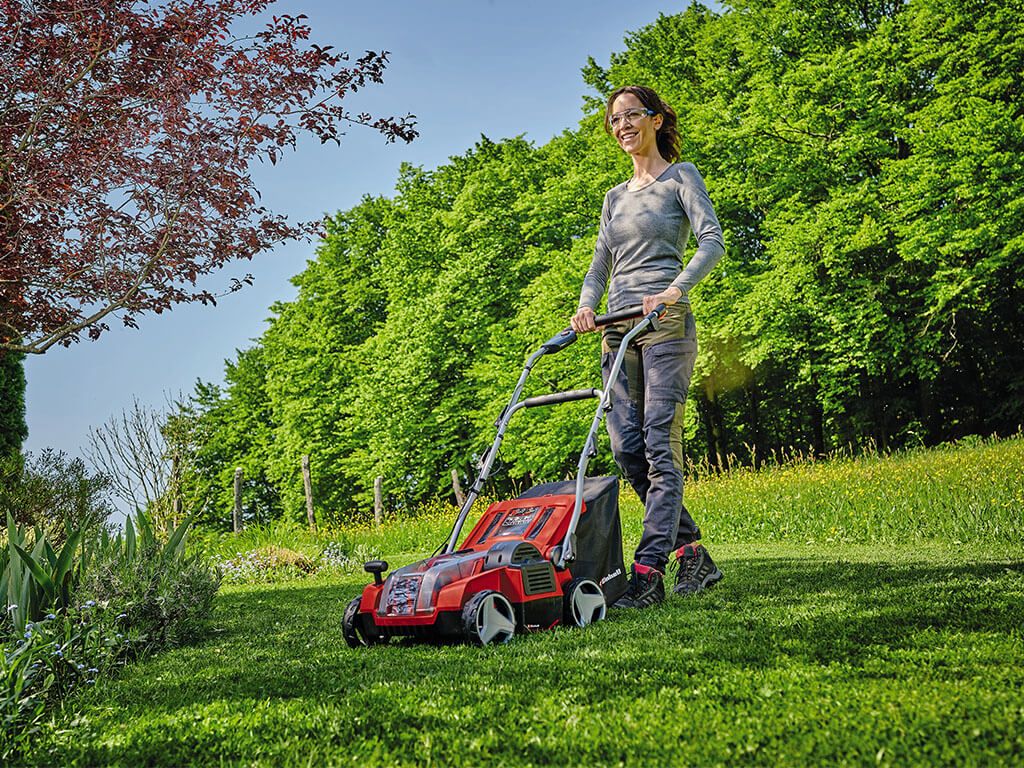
[23,0,703,465]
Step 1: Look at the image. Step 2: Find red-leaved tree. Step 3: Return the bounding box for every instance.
[0,0,416,353]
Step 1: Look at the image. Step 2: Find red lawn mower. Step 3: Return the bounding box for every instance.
[342,304,665,646]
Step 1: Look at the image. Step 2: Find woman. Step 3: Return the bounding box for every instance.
[570,85,724,608]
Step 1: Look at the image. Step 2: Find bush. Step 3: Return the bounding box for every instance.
[215,545,315,584]
[79,552,219,649]
[77,511,220,650]
[2,514,84,633]
[0,450,113,534]
[1,509,220,758]
[191,518,370,584]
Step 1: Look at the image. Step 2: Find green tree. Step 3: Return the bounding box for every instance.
[171,347,280,529]
[0,351,27,458]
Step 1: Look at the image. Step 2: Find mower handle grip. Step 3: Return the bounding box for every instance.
[594,305,656,326]
[541,304,666,353]
[521,388,599,408]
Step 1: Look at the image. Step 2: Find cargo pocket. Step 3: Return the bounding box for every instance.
[643,339,697,403]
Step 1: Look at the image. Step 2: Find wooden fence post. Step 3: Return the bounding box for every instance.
[301,454,317,532]
[373,475,383,527]
[171,455,182,527]
[451,468,466,507]
[232,467,243,533]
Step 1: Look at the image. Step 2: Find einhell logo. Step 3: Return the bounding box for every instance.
[600,568,623,587]
[502,514,534,527]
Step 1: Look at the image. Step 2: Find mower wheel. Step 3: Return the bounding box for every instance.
[462,590,516,646]
[342,596,385,648]
[563,578,607,628]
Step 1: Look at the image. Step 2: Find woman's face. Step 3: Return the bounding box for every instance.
[609,93,663,157]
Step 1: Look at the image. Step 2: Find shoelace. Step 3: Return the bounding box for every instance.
[676,551,700,581]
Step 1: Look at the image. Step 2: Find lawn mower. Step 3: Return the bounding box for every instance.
[342,304,665,646]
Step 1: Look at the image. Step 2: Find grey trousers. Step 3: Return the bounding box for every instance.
[601,303,700,570]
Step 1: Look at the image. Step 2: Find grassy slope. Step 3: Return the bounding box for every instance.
[28,442,1024,767]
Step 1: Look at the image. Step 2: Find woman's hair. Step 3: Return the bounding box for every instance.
[604,85,680,163]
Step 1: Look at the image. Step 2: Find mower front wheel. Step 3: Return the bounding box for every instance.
[462,590,517,646]
[563,578,607,628]
[342,596,386,648]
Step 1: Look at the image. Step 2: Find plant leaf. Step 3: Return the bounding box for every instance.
[14,542,56,604]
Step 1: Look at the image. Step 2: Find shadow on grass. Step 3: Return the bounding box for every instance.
[694,555,1024,666]
[133,554,1024,698]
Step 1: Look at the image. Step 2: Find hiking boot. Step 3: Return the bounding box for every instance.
[612,563,665,609]
[673,544,723,596]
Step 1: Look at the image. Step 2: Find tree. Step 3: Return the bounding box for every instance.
[168,347,281,529]
[0,0,416,354]
[0,350,27,457]
[0,448,114,531]
[86,397,182,525]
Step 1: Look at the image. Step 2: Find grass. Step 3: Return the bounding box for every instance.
[688,437,1024,544]
[20,438,1024,766]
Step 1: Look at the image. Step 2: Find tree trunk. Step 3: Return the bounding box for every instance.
[451,468,466,507]
[699,386,726,471]
[808,376,826,457]
[917,376,939,444]
[745,381,762,468]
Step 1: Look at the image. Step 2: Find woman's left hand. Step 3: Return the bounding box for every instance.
[642,287,682,315]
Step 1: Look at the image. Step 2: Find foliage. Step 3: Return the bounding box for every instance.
[0,449,113,532]
[86,398,179,527]
[2,513,83,633]
[0,0,416,354]
[214,546,315,584]
[0,507,218,758]
[0,352,26,458]
[77,509,220,650]
[0,606,127,760]
[15,437,1024,765]
[167,349,282,530]
[178,0,1024,523]
[189,518,370,584]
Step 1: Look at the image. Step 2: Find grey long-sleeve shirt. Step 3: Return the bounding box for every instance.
[578,162,725,313]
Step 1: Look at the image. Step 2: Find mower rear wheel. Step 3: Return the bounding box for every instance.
[342,596,386,648]
[564,578,607,628]
[462,590,517,646]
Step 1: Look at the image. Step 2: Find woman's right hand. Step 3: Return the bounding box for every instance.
[570,306,597,333]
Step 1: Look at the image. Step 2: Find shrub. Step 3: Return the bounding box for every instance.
[0,450,113,534]
[2,514,84,633]
[215,545,316,584]
[1,508,220,757]
[77,511,220,650]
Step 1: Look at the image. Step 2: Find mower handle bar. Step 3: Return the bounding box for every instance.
[541,304,664,353]
[520,388,599,409]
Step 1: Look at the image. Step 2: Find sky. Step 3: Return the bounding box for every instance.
[23,0,703,469]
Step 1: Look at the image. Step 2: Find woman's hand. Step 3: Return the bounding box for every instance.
[571,306,597,333]
[642,287,682,315]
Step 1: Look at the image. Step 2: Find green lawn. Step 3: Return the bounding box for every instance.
[26,542,1023,767]
[23,440,1024,766]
